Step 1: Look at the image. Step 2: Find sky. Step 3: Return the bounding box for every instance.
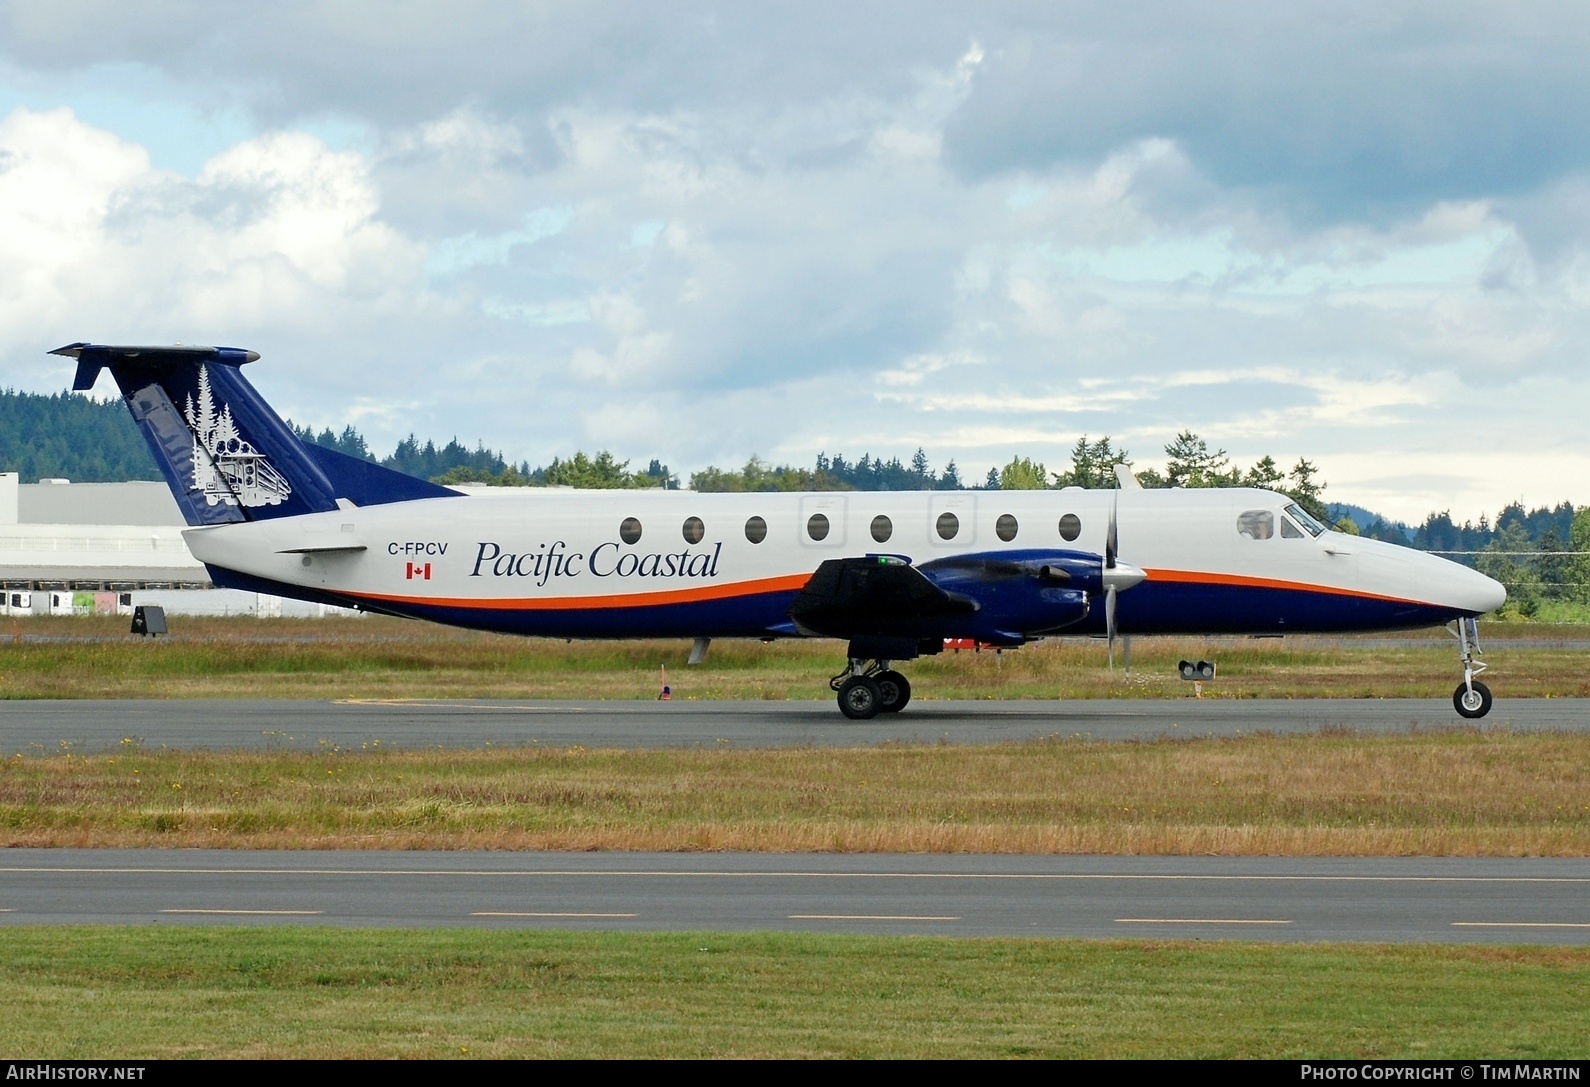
[0,2,1587,521]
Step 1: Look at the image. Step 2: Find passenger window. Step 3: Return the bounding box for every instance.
[936,512,959,540]
[619,517,642,544]
[682,516,704,544]
[1237,510,1274,540]
[1058,513,1081,542]
[996,514,1018,542]
[871,514,892,543]
[807,513,830,541]
[744,516,767,544]
[1280,518,1304,539]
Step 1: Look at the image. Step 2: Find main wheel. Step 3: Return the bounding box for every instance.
[875,670,911,713]
[1453,680,1493,719]
[838,676,883,720]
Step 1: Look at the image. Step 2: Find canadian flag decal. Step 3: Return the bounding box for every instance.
[406,562,432,580]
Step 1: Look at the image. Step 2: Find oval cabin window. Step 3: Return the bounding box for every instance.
[682,516,705,544]
[995,514,1018,542]
[807,513,830,541]
[936,512,959,540]
[871,514,893,543]
[619,517,642,545]
[1058,513,1081,542]
[744,516,767,544]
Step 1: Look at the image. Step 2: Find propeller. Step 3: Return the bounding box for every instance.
[1100,488,1146,670]
[1106,490,1118,669]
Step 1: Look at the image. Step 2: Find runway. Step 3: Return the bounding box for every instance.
[3,697,1586,754]
[1,849,1585,943]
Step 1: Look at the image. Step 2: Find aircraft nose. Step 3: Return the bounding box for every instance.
[1454,565,1507,616]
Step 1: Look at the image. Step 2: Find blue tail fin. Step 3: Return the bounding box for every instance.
[56,343,458,526]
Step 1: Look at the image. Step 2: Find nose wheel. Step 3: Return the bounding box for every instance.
[1449,617,1493,719]
[831,660,912,719]
[1454,680,1493,719]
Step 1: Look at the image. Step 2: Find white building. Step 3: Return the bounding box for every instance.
[0,474,354,617]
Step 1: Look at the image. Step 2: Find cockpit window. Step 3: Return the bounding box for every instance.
[1237,510,1274,540]
[1280,517,1304,538]
[1284,502,1327,537]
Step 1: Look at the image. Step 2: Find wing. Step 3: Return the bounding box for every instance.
[787,556,978,640]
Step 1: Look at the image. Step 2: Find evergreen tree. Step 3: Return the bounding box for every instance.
[1052,435,1130,489]
[1532,526,1572,601]
[1244,455,1286,489]
[1285,458,1328,521]
[983,467,1000,490]
[691,455,846,492]
[1162,431,1236,487]
[998,456,1048,490]
[939,460,962,490]
[1477,520,1537,616]
[641,458,679,489]
[1571,507,1590,604]
[541,451,661,489]
[0,390,158,481]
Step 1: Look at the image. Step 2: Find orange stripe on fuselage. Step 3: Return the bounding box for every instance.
[1142,568,1430,607]
[345,572,813,612]
[344,568,1433,614]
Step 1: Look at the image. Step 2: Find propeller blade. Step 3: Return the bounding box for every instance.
[1105,584,1117,670]
[1106,490,1118,570]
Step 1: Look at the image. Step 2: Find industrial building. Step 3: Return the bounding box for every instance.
[0,473,352,617]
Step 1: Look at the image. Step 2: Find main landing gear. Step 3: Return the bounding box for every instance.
[831,659,912,720]
[1450,616,1493,719]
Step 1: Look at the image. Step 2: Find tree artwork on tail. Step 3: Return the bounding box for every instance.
[183,365,292,507]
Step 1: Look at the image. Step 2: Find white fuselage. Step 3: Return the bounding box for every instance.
[182,486,1505,640]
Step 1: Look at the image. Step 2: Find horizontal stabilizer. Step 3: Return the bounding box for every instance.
[54,341,459,526]
[55,343,260,394]
[276,545,369,555]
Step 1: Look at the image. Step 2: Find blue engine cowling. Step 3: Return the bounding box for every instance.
[916,548,1099,645]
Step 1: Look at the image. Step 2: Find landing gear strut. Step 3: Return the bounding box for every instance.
[831,659,912,719]
[1450,616,1493,719]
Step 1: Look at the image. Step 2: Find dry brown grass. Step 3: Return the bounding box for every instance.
[0,614,1586,700]
[5,731,1586,854]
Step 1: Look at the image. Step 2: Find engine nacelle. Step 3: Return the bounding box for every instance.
[917,549,1096,641]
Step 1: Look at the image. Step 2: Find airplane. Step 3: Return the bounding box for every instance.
[56,342,1508,720]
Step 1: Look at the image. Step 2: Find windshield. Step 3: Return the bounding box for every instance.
[1284,502,1327,537]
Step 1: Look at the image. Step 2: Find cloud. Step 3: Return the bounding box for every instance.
[1,8,1590,519]
[0,105,426,395]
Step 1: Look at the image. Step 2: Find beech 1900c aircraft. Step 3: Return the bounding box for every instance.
[59,343,1508,719]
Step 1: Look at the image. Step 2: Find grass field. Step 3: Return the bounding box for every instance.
[2,926,1584,1058]
[7,732,1586,854]
[0,615,1586,700]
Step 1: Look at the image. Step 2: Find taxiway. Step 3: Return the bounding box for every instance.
[1,849,1585,943]
[3,697,1585,754]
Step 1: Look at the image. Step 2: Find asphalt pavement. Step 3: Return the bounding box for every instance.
[1,849,1585,943]
[2,696,1586,754]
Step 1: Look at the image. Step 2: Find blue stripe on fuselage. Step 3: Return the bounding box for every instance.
[207,565,1466,638]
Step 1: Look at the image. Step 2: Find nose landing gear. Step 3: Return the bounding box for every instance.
[831,659,912,719]
[1450,617,1493,719]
